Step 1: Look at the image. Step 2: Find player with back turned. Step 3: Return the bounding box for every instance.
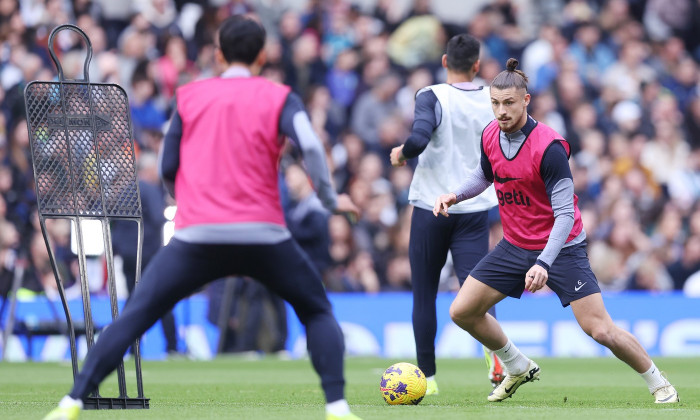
[433,58,679,404]
[390,33,503,394]
[44,15,363,420]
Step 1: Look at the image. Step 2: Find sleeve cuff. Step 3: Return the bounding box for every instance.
[535,259,550,272]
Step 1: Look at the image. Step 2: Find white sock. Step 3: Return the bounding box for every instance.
[492,339,530,375]
[640,362,667,392]
[326,399,350,416]
[426,375,436,382]
[58,395,83,409]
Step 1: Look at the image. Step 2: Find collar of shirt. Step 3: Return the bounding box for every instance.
[451,81,479,90]
[221,66,252,78]
[504,114,537,141]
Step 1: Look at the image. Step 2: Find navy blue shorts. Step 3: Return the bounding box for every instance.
[470,239,601,307]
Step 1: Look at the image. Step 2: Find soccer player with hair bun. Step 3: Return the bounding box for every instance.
[433,58,680,404]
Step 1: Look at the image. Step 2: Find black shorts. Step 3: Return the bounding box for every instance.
[470,239,600,307]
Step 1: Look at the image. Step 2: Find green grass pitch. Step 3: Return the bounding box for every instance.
[1,357,697,419]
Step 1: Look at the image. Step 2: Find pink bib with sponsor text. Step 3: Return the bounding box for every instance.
[481,119,583,250]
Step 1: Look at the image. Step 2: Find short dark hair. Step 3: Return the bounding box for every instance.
[491,58,529,91]
[218,15,266,64]
[445,34,480,73]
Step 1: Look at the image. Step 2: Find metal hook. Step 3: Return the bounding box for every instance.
[48,24,93,83]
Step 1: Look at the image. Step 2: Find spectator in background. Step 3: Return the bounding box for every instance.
[137,0,181,50]
[156,35,197,101]
[305,84,345,141]
[326,214,381,293]
[214,277,288,354]
[565,102,599,155]
[667,235,700,290]
[531,32,569,95]
[521,23,560,89]
[529,90,566,139]
[641,119,689,187]
[383,206,412,292]
[285,30,326,95]
[357,34,390,93]
[396,67,433,124]
[331,131,365,192]
[344,250,381,293]
[325,48,360,113]
[598,0,633,40]
[627,253,673,291]
[552,69,586,132]
[94,0,133,49]
[376,113,406,159]
[350,72,400,149]
[129,60,167,144]
[5,118,34,231]
[285,163,332,279]
[684,94,700,149]
[389,164,412,209]
[567,21,616,92]
[117,14,158,99]
[22,224,80,301]
[206,277,242,353]
[603,39,656,101]
[660,56,698,111]
[0,216,19,298]
[643,0,694,42]
[574,129,607,199]
[651,204,685,259]
[322,9,354,66]
[373,0,404,33]
[468,8,509,65]
[668,149,700,212]
[386,13,444,69]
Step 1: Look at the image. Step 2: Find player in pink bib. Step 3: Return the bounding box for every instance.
[433,58,678,405]
[44,16,362,420]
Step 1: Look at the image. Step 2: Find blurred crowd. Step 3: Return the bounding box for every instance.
[1,0,700,307]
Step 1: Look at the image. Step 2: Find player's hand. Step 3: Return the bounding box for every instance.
[525,264,548,293]
[433,193,457,217]
[390,145,407,167]
[334,193,361,223]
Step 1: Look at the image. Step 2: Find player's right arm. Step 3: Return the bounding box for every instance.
[433,147,493,217]
[390,88,440,167]
[279,92,360,220]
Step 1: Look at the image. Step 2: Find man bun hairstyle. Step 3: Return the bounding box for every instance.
[491,58,529,91]
[446,33,480,74]
[218,15,266,65]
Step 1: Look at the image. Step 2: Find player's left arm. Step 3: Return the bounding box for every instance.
[159,108,183,199]
[279,92,339,211]
[525,141,575,292]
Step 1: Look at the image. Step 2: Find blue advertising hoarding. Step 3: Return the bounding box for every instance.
[285,292,700,359]
[1,292,698,361]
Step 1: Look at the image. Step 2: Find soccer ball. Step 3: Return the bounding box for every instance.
[379,362,427,405]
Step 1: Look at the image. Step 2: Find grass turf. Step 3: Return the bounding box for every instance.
[0,356,697,419]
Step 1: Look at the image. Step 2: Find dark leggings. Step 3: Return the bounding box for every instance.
[71,238,345,402]
[121,254,178,353]
[409,207,494,377]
